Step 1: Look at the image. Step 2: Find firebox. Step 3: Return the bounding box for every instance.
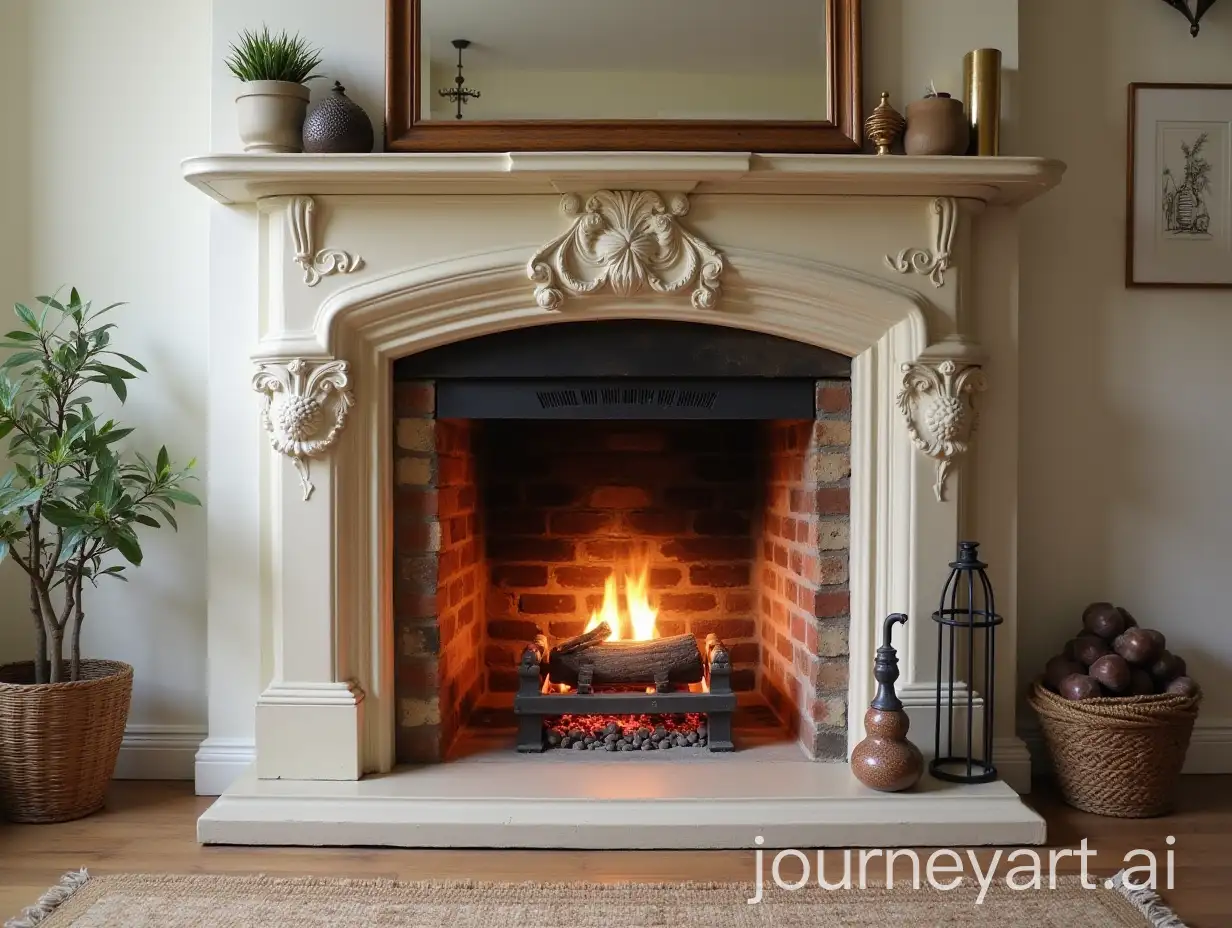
[392,321,852,763]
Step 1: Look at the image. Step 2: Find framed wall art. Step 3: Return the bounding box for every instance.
[1127,82,1232,288]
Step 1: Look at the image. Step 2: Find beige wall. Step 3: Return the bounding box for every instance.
[0,0,31,664]
[3,0,1227,775]
[1019,0,1232,725]
[0,0,212,740]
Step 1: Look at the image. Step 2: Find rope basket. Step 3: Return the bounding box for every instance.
[0,660,133,823]
[1028,679,1199,818]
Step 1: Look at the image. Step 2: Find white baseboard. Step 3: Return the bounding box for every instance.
[112,724,206,781]
[195,737,257,796]
[1021,716,1232,775]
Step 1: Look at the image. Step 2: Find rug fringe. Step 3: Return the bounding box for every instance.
[4,870,90,928]
[1108,869,1190,928]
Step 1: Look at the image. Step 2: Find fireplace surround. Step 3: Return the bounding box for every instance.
[184,152,1064,848]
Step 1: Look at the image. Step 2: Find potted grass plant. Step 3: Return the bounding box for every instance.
[225,25,324,153]
[0,290,200,823]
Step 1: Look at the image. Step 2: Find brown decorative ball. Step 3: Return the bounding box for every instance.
[1060,673,1102,701]
[1089,653,1132,693]
[1113,627,1162,666]
[1117,606,1138,628]
[1151,650,1187,684]
[1067,635,1110,667]
[1128,669,1156,696]
[1165,676,1200,698]
[1082,602,1125,640]
[1044,655,1086,691]
[1143,628,1166,653]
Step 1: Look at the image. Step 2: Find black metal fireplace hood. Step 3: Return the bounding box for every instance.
[394,321,850,420]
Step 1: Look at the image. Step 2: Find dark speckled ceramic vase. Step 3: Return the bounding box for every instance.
[851,614,923,792]
[303,81,374,154]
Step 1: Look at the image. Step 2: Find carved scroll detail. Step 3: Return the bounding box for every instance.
[528,190,724,311]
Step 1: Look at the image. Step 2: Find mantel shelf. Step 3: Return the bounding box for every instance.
[182,152,1065,206]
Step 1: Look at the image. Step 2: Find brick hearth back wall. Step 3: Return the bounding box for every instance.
[392,380,851,763]
[480,418,762,699]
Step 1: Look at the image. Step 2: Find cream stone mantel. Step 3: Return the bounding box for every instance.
[183,152,1063,205]
[188,151,1062,848]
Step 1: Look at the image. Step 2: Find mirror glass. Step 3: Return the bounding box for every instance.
[419,0,830,121]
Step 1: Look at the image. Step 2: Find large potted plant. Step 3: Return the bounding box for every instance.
[226,25,324,153]
[0,290,199,823]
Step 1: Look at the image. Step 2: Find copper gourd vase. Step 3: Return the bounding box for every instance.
[851,614,923,792]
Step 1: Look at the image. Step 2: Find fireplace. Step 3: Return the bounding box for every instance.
[391,322,852,762]
[184,152,1064,847]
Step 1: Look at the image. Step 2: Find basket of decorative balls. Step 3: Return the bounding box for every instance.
[1028,602,1201,818]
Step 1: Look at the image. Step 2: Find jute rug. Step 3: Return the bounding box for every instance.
[6,870,1189,928]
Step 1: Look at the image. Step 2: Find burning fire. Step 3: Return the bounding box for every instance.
[583,559,659,641]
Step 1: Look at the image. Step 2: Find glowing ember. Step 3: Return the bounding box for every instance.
[584,557,659,641]
[544,713,708,751]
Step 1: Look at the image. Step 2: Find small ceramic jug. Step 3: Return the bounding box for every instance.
[851,614,924,792]
[904,93,970,156]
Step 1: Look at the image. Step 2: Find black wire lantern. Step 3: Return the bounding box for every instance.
[931,540,1003,784]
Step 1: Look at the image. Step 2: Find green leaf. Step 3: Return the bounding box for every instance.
[14,303,38,330]
[161,487,201,507]
[2,350,44,370]
[4,330,39,342]
[40,507,89,529]
[156,446,170,475]
[36,295,65,312]
[134,514,160,528]
[149,503,178,530]
[0,484,44,515]
[109,528,142,566]
[110,352,147,373]
[0,539,8,564]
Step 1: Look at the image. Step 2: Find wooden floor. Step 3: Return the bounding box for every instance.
[2,777,1230,926]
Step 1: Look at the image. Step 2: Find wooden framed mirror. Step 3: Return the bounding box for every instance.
[386,0,862,152]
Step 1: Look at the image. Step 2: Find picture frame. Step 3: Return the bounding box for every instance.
[1126,82,1232,288]
[384,0,863,154]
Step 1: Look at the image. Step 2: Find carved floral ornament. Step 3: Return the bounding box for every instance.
[528,190,725,312]
[252,358,354,501]
[897,357,987,502]
[286,196,364,287]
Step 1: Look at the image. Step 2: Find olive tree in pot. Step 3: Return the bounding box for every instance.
[227,25,324,153]
[0,291,199,823]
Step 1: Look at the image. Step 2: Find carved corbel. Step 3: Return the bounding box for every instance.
[252,358,354,501]
[897,353,987,502]
[527,190,725,312]
[287,196,364,287]
[885,197,958,288]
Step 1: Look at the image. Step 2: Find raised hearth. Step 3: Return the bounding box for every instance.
[186,152,1063,848]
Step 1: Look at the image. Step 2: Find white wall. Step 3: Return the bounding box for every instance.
[0,0,211,777]
[1019,1,1232,753]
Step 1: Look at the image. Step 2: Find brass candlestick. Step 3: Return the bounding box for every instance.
[864,92,906,156]
[963,49,1002,156]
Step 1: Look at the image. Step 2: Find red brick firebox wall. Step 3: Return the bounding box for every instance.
[757,380,852,759]
[392,381,484,763]
[480,419,760,699]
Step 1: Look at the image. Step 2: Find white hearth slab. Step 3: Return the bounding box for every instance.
[199,745,1045,849]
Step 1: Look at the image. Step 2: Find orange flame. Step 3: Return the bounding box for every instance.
[583,558,659,642]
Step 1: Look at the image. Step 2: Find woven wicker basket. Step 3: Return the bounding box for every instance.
[1028,679,1199,818]
[0,660,133,823]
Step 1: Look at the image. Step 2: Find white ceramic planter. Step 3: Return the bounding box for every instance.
[235,80,311,153]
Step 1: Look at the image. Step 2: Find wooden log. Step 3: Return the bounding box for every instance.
[554,622,611,655]
[548,633,704,687]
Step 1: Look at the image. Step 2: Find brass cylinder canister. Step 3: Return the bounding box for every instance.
[962,48,1001,155]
